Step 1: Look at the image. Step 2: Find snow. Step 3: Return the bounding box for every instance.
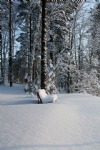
[0,84,100,150]
[38,89,57,103]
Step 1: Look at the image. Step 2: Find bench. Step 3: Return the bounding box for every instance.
[37,89,57,104]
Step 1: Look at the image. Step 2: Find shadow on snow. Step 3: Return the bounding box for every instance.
[0,99,38,105]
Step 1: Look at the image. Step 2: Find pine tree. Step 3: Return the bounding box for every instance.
[41,0,47,89]
[0,25,3,79]
[28,2,34,93]
[8,0,13,87]
[91,3,100,79]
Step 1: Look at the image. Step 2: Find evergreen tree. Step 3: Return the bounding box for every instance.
[91,3,100,79]
[41,0,47,89]
[8,0,13,87]
[0,25,3,79]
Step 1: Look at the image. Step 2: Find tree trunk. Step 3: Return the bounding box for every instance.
[67,67,70,93]
[50,34,54,63]
[2,32,7,83]
[9,0,13,87]
[41,0,47,89]
[28,10,34,93]
[0,25,3,79]
[98,54,100,80]
[78,34,83,71]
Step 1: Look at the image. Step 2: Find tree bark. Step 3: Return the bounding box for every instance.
[0,25,3,79]
[9,0,13,87]
[41,0,47,89]
[28,10,34,93]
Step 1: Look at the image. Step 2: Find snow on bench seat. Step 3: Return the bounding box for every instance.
[37,89,57,104]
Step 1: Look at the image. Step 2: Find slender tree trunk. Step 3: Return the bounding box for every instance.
[78,34,83,71]
[41,0,47,89]
[9,0,13,87]
[0,25,3,79]
[12,24,15,58]
[67,67,70,93]
[67,28,72,93]
[50,34,54,63]
[2,32,8,83]
[78,34,83,85]
[28,10,34,93]
[98,54,100,80]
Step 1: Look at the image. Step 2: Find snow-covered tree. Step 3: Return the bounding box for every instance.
[91,2,100,79]
[46,59,57,94]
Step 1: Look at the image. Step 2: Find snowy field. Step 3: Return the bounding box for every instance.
[0,84,100,150]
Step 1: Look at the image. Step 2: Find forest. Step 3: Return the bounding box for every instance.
[0,0,100,96]
[0,1,100,148]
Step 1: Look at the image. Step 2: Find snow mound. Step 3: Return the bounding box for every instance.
[38,89,57,103]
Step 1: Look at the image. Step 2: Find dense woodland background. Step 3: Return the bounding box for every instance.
[0,0,100,96]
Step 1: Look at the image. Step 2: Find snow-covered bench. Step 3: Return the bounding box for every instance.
[37,89,57,104]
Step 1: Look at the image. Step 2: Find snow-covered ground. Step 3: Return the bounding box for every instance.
[0,84,100,150]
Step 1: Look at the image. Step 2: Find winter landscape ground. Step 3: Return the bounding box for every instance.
[0,84,100,150]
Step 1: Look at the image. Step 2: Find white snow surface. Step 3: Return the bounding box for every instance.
[38,89,57,103]
[0,84,100,150]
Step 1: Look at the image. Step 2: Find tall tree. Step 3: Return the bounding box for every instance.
[9,0,13,87]
[41,0,85,91]
[28,2,34,93]
[0,25,3,79]
[41,0,47,89]
[91,3,100,79]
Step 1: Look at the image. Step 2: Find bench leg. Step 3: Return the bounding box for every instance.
[38,98,42,104]
[37,93,42,104]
